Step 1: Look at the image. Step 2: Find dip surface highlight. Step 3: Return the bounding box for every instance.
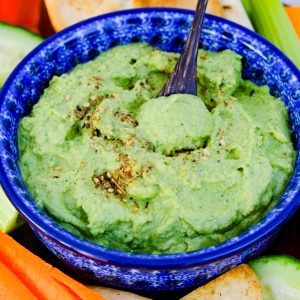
[18,43,295,254]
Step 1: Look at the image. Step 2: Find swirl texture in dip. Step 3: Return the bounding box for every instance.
[19,43,295,254]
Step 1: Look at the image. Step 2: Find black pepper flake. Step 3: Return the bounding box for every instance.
[93,128,101,137]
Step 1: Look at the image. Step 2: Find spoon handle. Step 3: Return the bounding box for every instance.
[160,0,208,97]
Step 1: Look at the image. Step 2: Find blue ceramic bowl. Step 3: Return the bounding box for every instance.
[0,8,300,292]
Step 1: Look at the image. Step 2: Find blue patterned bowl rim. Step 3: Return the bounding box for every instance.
[0,8,300,269]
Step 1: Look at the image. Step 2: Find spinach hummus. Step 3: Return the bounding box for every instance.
[18,43,295,254]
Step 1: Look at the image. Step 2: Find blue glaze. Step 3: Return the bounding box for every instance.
[0,9,299,291]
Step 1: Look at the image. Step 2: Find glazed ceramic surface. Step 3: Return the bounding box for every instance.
[0,9,299,291]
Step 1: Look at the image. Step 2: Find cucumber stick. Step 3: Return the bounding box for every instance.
[0,185,23,232]
[0,22,43,87]
[0,23,40,231]
[250,255,300,300]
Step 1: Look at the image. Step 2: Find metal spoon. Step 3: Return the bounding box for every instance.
[160,0,208,97]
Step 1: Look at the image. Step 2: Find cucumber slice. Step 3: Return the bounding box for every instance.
[0,22,43,87]
[0,185,23,232]
[250,255,300,300]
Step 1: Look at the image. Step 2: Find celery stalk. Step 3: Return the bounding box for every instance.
[0,185,23,232]
[241,0,251,16]
[245,0,300,68]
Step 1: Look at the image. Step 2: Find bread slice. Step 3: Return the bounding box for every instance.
[134,0,223,14]
[180,264,263,300]
[89,286,151,300]
[44,0,224,31]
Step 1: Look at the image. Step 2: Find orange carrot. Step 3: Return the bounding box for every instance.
[0,232,106,300]
[0,261,38,300]
[285,7,300,39]
[0,0,42,34]
[51,267,107,300]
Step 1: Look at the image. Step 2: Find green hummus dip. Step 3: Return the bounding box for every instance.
[18,43,295,254]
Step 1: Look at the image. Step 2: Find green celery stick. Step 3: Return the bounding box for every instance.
[245,0,300,68]
[241,0,252,16]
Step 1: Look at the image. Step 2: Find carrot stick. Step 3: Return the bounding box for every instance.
[285,7,300,39]
[0,232,106,300]
[0,0,42,33]
[0,233,76,300]
[51,268,106,300]
[0,261,38,300]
